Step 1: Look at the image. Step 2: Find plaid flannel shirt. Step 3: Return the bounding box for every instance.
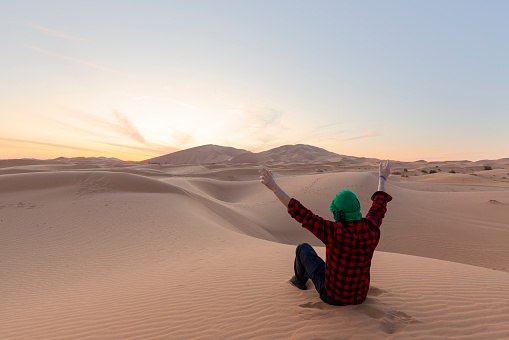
[288,191,392,305]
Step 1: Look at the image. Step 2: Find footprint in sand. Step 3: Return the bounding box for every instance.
[296,301,338,320]
[299,301,333,310]
[15,202,37,209]
[294,286,419,333]
[355,297,421,334]
[368,286,388,296]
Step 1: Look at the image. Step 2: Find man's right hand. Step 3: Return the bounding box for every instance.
[379,160,392,178]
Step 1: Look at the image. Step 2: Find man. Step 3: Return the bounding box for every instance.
[259,160,392,305]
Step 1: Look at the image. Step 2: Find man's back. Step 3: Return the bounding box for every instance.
[259,160,392,305]
[288,191,392,305]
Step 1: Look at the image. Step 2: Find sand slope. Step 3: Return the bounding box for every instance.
[1,161,509,339]
[144,144,350,165]
[145,145,249,165]
[229,144,344,164]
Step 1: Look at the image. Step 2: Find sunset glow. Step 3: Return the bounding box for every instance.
[1,1,508,161]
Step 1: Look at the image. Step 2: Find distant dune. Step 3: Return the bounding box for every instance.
[230,144,344,163]
[144,143,349,165]
[144,144,249,164]
[0,158,65,167]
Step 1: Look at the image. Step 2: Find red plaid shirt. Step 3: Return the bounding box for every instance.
[288,191,392,305]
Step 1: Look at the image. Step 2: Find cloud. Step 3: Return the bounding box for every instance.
[0,137,100,153]
[134,96,149,101]
[223,106,286,150]
[96,141,174,154]
[113,111,146,144]
[50,108,179,153]
[31,24,85,41]
[24,45,109,71]
[52,120,110,140]
[292,122,347,144]
[50,108,119,136]
[338,129,379,142]
[246,107,283,128]
[169,128,195,147]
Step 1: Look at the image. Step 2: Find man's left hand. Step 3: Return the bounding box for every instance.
[259,168,277,191]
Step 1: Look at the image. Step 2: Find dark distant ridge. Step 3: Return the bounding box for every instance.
[0,159,65,167]
[143,144,351,165]
[54,156,125,162]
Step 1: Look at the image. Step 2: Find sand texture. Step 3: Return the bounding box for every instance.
[1,156,509,339]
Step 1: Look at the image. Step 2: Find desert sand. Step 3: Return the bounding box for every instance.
[1,149,509,339]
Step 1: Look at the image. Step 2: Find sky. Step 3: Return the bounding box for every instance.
[1,0,508,161]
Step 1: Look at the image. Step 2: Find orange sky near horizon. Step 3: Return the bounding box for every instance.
[1,1,508,162]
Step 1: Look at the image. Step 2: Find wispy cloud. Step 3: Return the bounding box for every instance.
[24,45,109,71]
[246,107,283,129]
[0,137,100,153]
[52,120,110,140]
[292,122,347,144]
[134,96,149,101]
[96,141,175,154]
[113,110,146,144]
[223,106,286,151]
[31,24,86,41]
[50,109,165,150]
[169,128,195,147]
[338,129,379,142]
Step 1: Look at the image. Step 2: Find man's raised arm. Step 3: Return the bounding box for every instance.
[378,160,392,192]
[259,168,291,207]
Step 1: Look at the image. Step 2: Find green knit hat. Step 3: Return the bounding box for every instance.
[330,190,362,222]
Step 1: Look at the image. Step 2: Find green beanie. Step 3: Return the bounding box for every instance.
[330,190,362,222]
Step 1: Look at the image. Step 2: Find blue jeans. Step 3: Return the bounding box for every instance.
[294,243,342,305]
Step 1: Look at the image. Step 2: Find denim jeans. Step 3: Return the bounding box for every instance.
[294,243,342,305]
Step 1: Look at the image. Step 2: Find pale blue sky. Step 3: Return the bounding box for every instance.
[1,0,507,161]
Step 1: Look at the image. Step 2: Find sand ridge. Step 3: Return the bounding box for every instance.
[1,157,509,339]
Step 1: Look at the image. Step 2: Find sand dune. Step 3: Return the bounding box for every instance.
[229,144,344,164]
[1,159,509,339]
[143,144,352,165]
[145,144,249,165]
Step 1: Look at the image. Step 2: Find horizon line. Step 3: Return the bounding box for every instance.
[1,143,507,163]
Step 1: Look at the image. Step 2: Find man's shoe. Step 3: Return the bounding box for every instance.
[290,275,307,290]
